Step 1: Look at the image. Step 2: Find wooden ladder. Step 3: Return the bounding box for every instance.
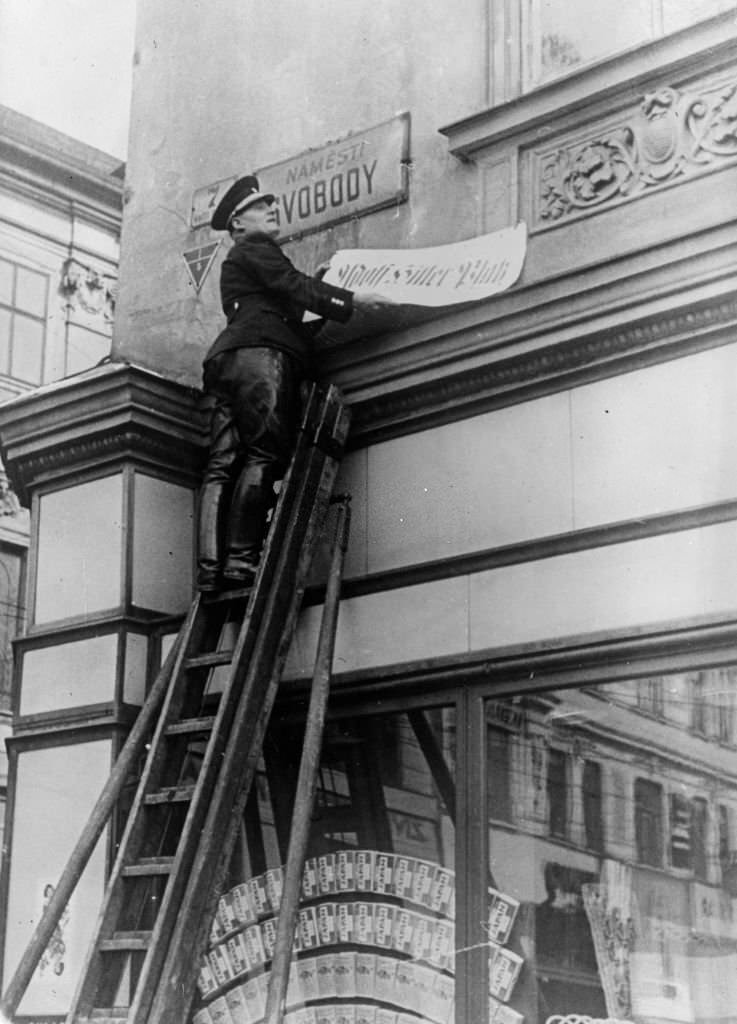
[0,383,350,1024]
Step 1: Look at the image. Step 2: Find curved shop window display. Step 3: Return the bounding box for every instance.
[193,706,457,1024]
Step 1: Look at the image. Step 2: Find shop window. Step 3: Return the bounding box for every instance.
[0,256,47,385]
[635,778,664,866]
[524,0,734,89]
[548,748,568,839]
[186,667,737,1024]
[582,760,603,853]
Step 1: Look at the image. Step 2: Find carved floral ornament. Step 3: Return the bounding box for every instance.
[538,78,737,224]
[59,257,117,321]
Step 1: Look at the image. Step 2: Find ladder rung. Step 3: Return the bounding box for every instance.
[165,716,215,736]
[184,650,233,669]
[121,857,174,877]
[90,1010,128,1023]
[99,931,151,952]
[203,585,253,603]
[144,785,195,805]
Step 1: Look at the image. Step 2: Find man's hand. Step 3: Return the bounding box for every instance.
[314,260,332,280]
[352,290,397,314]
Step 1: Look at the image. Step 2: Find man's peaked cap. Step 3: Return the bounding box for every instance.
[211,175,275,231]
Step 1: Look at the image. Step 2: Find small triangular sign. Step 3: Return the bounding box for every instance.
[183,241,220,292]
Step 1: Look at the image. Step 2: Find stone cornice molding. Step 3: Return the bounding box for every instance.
[344,291,737,444]
[0,362,207,502]
[0,168,122,239]
[0,105,124,215]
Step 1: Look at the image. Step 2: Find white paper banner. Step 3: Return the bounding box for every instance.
[323,223,527,307]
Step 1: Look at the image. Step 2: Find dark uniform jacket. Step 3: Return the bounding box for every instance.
[204,232,353,369]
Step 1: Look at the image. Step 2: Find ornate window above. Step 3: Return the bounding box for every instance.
[524,0,735,91]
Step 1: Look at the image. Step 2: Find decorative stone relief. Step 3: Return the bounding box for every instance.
[39,882,69,977]
[0,469,21,517]
[59,258,117,321]
[537,77,737,225]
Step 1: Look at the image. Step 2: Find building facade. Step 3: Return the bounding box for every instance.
[1,2,737,1022]
[0,106,122,887]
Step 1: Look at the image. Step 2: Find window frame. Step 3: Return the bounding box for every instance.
[0,255,49,386]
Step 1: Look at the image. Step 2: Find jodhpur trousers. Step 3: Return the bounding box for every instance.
[197,346,302,582]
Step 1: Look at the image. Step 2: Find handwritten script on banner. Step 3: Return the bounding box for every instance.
[322,223,527,307]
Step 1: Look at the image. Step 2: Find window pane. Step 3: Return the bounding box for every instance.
[0,309,11,375]
[0,260,13,305]
[484,669,737,1022]
[15,265,47,315]
[534,0,653,84]
[196,707,456,1023]
[663,0,736,33]
[11,314,44,383]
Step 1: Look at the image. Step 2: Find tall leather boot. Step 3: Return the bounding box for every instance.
[222,457,278,584]
[196,477,232,591]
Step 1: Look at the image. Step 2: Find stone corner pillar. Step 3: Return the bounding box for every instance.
[0,360,207,1016]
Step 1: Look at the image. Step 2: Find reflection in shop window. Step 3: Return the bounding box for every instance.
[719,804,732,877]
[547,748,568,840]
[635,778,664,867]
[692,797,708,882]
[487,725,512,823]
[715,669,736,744]
[194,707,456,1024]
[692,672,708,735]
[670,792,693,870]
[637,676,665,718]
[484,669,737,1023]
[582,760,604,853]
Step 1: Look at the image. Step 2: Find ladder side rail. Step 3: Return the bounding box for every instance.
[121,387,345,1019]
[407,709,457,825]
[67,386,327,1021]
[144,398,350,1024]
[67,600,205,1021]
[264,495,351,1024]
[0,626,185,1021]
[109,389,336,1019]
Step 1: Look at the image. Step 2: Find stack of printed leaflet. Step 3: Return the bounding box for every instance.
[487,887,524,1024]
[193,851,458,1024]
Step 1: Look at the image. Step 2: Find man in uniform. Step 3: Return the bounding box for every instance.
[197,174,389,592]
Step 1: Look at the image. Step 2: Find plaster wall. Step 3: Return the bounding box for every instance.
[114,0,488,384]
[287,341,737,675]
[336,341,737,578]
